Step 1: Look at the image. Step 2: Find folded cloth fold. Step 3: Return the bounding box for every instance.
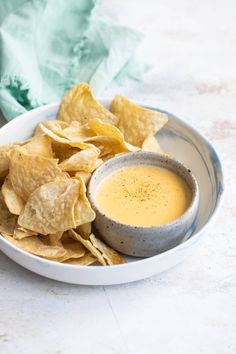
[0,0,148,121]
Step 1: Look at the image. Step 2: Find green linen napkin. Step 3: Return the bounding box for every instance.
[0,0,147,121]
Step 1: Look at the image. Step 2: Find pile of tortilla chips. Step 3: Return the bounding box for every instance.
[0,83,168,266]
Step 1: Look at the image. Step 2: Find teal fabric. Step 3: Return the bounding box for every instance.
[0,0,147,121]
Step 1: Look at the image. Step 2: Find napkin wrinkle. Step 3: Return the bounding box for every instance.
[0,0,148,121]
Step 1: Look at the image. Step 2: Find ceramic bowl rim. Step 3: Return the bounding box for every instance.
[0,100,224,271]
[87,151,200,231]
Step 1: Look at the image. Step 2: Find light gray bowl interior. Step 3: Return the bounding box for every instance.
[153,108,223,234]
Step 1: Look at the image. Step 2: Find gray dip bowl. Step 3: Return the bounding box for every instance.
[88,152,199,258]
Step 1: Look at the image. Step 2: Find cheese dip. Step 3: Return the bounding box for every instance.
[95,165,191,227]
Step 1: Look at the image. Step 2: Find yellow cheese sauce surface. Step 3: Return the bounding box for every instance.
[95,165,192,227]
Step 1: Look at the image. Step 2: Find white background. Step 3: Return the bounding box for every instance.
[0,1,236,353]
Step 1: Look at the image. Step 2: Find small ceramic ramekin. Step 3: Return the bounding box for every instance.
[88,152,199,257]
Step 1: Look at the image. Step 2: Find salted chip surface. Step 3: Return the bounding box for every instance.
[74,171,91,186]
[64,253,96,265]
[73,176,96,226]
[111,95,168,147]
[56,122,94,141]
[57,83,118,125]
[34,120,69,136]
[142,135,164,153]
[0,192,17,235]
[0,144,20,177]
[39,123,94,150]
[69,230,107,265]
[23,135,54,158]
[76,222,92,239]
[2,175,25,215]
[88,118,139,152]
[47,240,86,262]
[60,241,85,261]
[8,147,65,200]
[3,234,66,258]
[36,120,93,142]
[69,230,125,265]
[48,232,64,246]
[85,136,121,158]
[59,148,100,172]
[18,178,81,234]
[89,234,126,265]
[52,143,79,162]
[101,153,116,162]
[13,227,37,240]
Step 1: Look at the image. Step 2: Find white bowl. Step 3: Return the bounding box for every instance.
[0,100,224,285]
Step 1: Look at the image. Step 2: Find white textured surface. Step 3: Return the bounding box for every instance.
[0,1,235,353]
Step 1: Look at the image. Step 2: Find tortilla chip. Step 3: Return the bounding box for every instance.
[95,158,103,168]
[57,83,118,125]
[43,231,87,262]
[59,148,100,172]
[76,222,92,239]
[56,121,94,141]
[74,171,91,186]
[23,135,54,158]
[18,178,81,234]
[73,176,96,226]
[13,226,37,240]
[2,175,25,215]
[0,192,17,235]
[64,253,97,265]
[8,147,65,200]
[48,232,63,245]
[34,120,69,136]
[84,136,120,158]
[36,120,93,142]
[0,144,20,178]
[52,143,79,162]
[101,153,116,162]
[18,177,95,235]
[111,95,168,147]
[69,230,126,265]
[142,135,164,153]
[89,234,126,265]
[39,123,94,150]
[60,241,85,261]
[69,229,107,265]
[88,118,139,152]
[2,234,66,258]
